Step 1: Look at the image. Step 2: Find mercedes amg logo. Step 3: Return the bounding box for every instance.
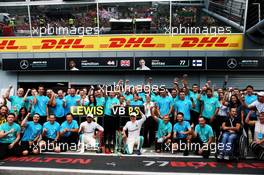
[227,58,237,69]
[20,60,29,70]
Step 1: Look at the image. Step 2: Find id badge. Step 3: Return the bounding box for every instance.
[257,132,263,140]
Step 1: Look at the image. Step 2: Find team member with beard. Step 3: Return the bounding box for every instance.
[20,113,42,156]
[34,86,49,125]
[0,105,8,125]
[173,112,192,156]
[53,90,66,124]
[0,113,21,159]
[189,84,201,126]
[79,114,104,153]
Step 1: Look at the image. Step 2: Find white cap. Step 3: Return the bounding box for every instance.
[86,114,94,118]
[130,112,137,117]
[257,92,264,97]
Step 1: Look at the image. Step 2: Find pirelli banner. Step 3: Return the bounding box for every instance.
[0,34,243,52]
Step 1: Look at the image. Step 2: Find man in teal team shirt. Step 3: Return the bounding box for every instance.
[192,117,214,158]
[53,90,66,124]
[174,91,195,123]
[40,114,61,153]
[104,91,120,152]
[129,93,143,106]
[34,85,50,125]
[4,85,25,114]
[64,88,81,115]
[157,90,173,118]
[60,113,79,152]
[0,113,21,159]
[20,113,42,156]
[201,88,220,126]
[189,84,201,126]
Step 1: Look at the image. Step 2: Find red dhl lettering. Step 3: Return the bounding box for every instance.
[108,37,156,48]
[41,39,85,49]
[181,37,230,47]
[0,40,19,49]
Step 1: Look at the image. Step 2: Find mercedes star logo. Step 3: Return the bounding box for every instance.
[227,58,237,69]
[20,60,29,70]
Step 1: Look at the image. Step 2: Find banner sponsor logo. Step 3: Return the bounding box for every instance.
[0,34,243,52]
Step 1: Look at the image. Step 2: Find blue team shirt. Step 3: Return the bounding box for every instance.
[60,120,79,137]
[9,96,24,113]
[245,94,258,118]
[43,121,60,139]
[130,100,143,106]
[65,95,80,115]
[189,91,200,113]
[96,97,105,106]
[34,95,49,116]
[25,96,35,114]
[22,121,42,141]
[173,121,191,138]
[138,92,146,102]
[104,97,120,116]
[157,96,173,117]
[156,118,172,139]
[174,99,192,121]
[195,124,214,142]
[0,122,21,143]
[123,93,133,101]
[202,96,220,119]
[53,97,65,118]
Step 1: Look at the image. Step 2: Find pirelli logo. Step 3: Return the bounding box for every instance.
[0,35,242,52]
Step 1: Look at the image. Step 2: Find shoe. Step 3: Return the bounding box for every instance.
[135,150,141,155]
[224,155,230,160]
[183,150,189,156]
[217,154,223,160]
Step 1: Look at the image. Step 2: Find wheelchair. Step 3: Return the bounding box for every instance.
[215,126,248,161]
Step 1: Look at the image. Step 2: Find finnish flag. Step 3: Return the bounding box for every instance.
[192,60,202,67]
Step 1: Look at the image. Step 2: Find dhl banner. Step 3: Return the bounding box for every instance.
[0,34,243,52]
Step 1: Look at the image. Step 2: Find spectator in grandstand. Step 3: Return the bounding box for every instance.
[192,117,214,158]
[79,114,104,153]
[200,88,220,126]
[246,111,264,160]
[40,114,60,153]
[174,90,195,124]
[143,94,156,147]
[151,106,172,153]
[33,85,50,125]
[172,112,192,156]
[104,91,120,153]
[4,85,25,114]
[0,105,8,125]
[52,90,66,124]
[136,59,150,70]
[64,88,81,115]
[217,107,241,160]
[0,113,21,159]
[122,110,146,155]
[20,113,42,156]
[60,113,79,152]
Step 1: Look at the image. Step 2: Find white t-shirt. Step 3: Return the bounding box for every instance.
[254,120,264,147]
[144,102,155,117]
[80,121,104,137]
[136,66,150,70]
[249,100,264,114]
[123,114,146,139]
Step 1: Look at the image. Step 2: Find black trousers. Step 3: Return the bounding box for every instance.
[56,116,66,125]
[214,115,227,138]
[0,142,21,159]
[190,110,200,126]
[60,132,79,152]
[143,117,156,147]
[192,137,211,157]
[39,116,47,125]
[104,116,117,144]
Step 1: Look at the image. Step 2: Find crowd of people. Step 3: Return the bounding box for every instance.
[0,77,263,161]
